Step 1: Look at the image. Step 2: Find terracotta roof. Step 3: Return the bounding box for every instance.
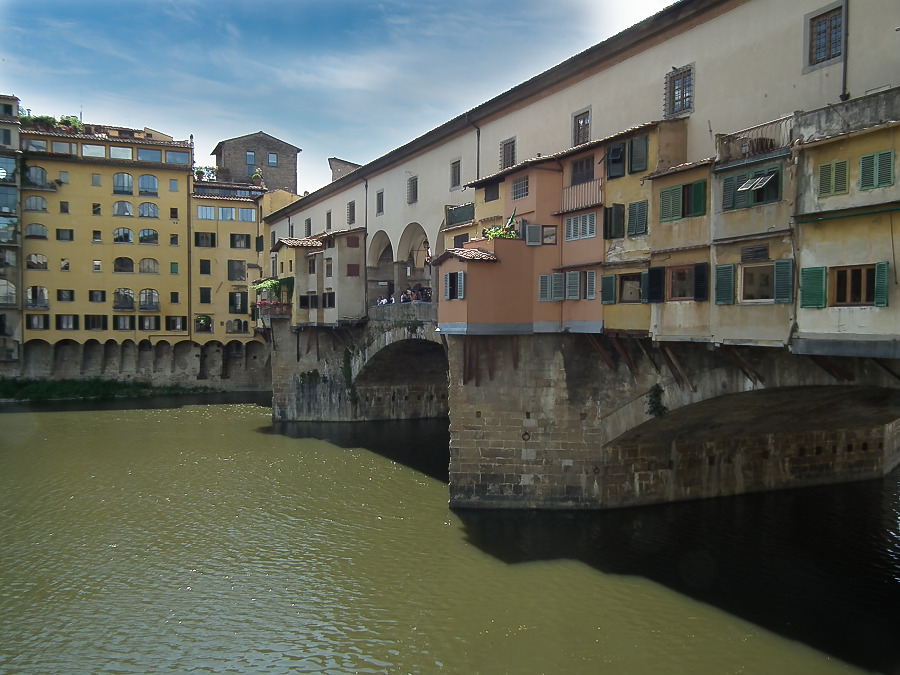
[431,248,499,265]
[646,157,714,179]
[272,237,322,252]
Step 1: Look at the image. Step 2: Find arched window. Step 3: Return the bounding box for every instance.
[138,175,158,196]
[113,288,134,309]
[139,228,158,245]
[113,227,134,243]
[138,203,158,219]
[26,166,47,185]
[113,173,133,195]
[26,285,48,307]
[114,257,134,273]
[25,196,47,212]
[0,279,15,304]
[139,288,159,310]
[113,201,133,217]
[139,258,159,273]
[26,253,48,270]
[25,224,47,239]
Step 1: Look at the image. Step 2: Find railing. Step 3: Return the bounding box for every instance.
[369,301,438,324]
[139,303,160,311]
[561,178,602,213]
[26,300,48,309]
[0,292,16,305]
[257,304,292,318]
[716,116,793,163]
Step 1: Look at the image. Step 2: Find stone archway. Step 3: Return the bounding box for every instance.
[397,222,432,299]
[367,229,395,304]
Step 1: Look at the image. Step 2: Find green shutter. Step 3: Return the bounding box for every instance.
[691,180,706,216]
[605,203,625,239]
[256,235,264,252]
[640,270,649,304]
[601,274,616,304]
[875,261,889,307]
[818,163,833,196]
[733,173,750,209]
[693,262,709,301]
[627,202,639,236]
[774,259,793,303]
[877,150,894,188]
[629,136,648,173]
[833,160,849,194]
[722,175,736,210]
[660,186,676,221]
[443,273,451,301]
[715,264,735,305]
[800,267,827,308]
[860,154,876,190]
[457,271,465,300]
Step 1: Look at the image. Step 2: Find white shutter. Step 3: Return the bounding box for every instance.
[585,270,597,299]
[566,271,581,299]
[538,274,551,301]
[443,272,451,300]
[456,271,465,299]
[551,273,565,301]
[525,223,542,246]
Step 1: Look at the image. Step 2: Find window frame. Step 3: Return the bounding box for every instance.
[664,64,694,118]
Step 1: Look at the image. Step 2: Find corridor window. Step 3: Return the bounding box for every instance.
[572,110,590,146]
[664,64,694,118]
[571,157,594,186]
[511,176,529,201]
[807,5,842,67]
[500,138,516,170]
[407,176,418,204]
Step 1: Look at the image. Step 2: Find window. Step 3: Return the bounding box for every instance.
[660,181,707,220]
[807,5,842,67]
[509,175,528,201]
[571,157,594,186]
[58,171,68,184]
[26,285,48,307]
[57,289,74,302]
[170,208,179,219]
[565,270,597,300]
[444,271,466,300]
[665,64,694,118]
[565,213,597,241]
[27,314,50,330]
[1,129,10,146]
[171,291,180,303]
[82,144,105,158]
[619,273,643,303]
[90,290,106,302]
[326,210,332,230]
[114,257,134,273]
[669,263,709,301]
[325,258,333,277]
[165,151,190,165]
[407,176,418,204]
[113,173,133,195]
[607,142,626,179]
[114,315,135,331]
[450,160,461,190]
[139,288,159,311]
[26,166,47,185]
[56,314,78,331]
[25,224,47,239]
[110,146,132,160]
[139,258,159,274]
[860,151,894,190]
[166,316,186,331]
[627,200,648,236]
[197,205,215,220]
[239,208,255,222]
[200,259,211,275]
[308,257,316,274]
[56,228,74,241]
[59,201,69,214]
[629,136,649,173]
[347,264,360,277]
[246,151,255,167]
[199,288,211,304]
[93,203,102,216]
[500,138,516,170]
[25,196,47,212]
[453,233,469,248]
[347,235,360,248]
[268,153,278,167]
[113,227,134,243]
[138,229,158,245]
[26,254,48,270]
[139,315,160,331]
[93,229,102,242]
[138,175,158,196]
[302,217,311,237]
[716,260,793,305]
[170,262,179,275]
[218,207,235,221]
[113,201,133,217]
[538,273,564,302]
[347,201,355,225]
[818,160,849,196]
[170,234,179,246]
[830,264,888,306]
[230,234,251,249]
[229,292,248,314]
[227,260,246,281]
[722,167,781,210]
[60,258,70,272]
[113,288,135,309]
[603,203,625,239]
[85,315,107,331]
[484,182,500,202]
[93,260,102,272]
[195,232,216,247]
[573,110,590,146]
[136,148,162,162]
[139,203,158,218]
[92,174,102,187]
[169,179,179,192]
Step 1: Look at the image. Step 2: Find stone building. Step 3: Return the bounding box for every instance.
[211,132,301,193]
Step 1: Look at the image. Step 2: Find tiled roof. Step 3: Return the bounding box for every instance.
[647,157,714,179]
[432,248,499,265]
[273,237,322,251]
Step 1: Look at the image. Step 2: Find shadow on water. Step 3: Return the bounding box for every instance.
[455,473,900,674]
[268,418,451,483]
[0,391,273,413]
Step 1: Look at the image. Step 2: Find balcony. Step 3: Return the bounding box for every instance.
[716,116,793,164]
[0,292,16,306]
[256,302,292,318]
[113,302,135,311]
[139,302,160,312]
[561,178,602,213]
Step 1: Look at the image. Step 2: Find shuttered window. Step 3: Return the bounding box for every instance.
[603,204,625,239]
[565,213,597,241]
[565,271,581,300]
[607,142,626,179]
[641,267,665,303]
[800,267,827,308]
[715,264,735,305]
[859,151,894,190]
[585,270,597,300]
[817,160,849,196]
[601,274,616,305]
[774,259,794,303]
[538,273,565,302]
[629,136,648,173]
[443,271,466,300]
[661,181,706,220]
[626,200,648,236]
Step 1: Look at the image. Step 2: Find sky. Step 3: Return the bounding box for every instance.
[2,0,673,193]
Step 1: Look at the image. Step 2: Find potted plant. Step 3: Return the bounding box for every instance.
[251,168,263,185]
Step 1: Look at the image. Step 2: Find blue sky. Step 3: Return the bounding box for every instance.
[2,1,672,192]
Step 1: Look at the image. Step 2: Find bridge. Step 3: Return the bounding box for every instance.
[268,308,900,510]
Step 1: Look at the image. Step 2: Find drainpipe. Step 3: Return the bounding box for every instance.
[468,116,481,180]
[789,136,803,348]
[839,0,850,101]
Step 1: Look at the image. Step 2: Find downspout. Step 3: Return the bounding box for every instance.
[788,137,803,348]
[468,116,481,180]
[839,0,850,101]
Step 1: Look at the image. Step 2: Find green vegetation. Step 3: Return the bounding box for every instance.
[342,349,358,405]
[0,378,212,402]
[646,383,668,418]
[296,370,321,384]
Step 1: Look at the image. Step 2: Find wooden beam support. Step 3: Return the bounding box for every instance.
[474,337,481,387]
[609,335,639,379]
[872,358,900,382]
[721,345,765,385]
[809,355,855,382]
[662,345,696,392]
[636,339,661,375]
[585,334,617,371]
[488,337,495,381]
[306,327,314,354]
[512,335,519,370]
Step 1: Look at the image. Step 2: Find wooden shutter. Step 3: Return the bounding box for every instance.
[626,201,647,236]
[585,271,597,300]
[877,150,894,188]
[774,259,793,303]
[601,274,616,304]
[604,204,625,239]
[583,212,596,238]
[733,172,750,209]
[800,267,827,308]
[551,273,565,301]
[443,272,451,301]
[818,162,834,196]
[640,270,649,304]
[833,160,848,194]
[875,261,889,307]
[647,267,665,303]
[566,271,581,300]
[538,274,551,302]
[722,175,736,210]
[860,154,876,190]
[660,186,677,221]
[565,215,577,241]
[715,264,735,305]
[629,136,648,173]
[456,271,465,300]
[691,180,706,216]
[693,262,709,301]
[525,223,542,246]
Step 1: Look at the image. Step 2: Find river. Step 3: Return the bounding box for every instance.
[1,400,898,674]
